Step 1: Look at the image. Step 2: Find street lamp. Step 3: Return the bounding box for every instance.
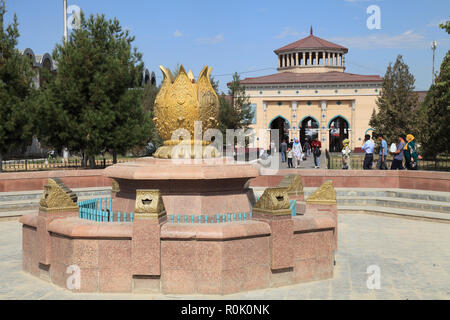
[63,0,68,42]
[431,40,437,85]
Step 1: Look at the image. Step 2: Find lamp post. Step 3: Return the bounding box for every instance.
[431,40,437,85]
[63,0,68,42]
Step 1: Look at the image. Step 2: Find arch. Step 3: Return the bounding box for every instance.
[365,128,375,135]
[39,53,54,71]
[21,48,37,67]
[300,115,319,126]
[328,115,350,152]
[268,115,291,129]
[328,114,351,129]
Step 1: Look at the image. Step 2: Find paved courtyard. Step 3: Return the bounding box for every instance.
[0,213,449,300]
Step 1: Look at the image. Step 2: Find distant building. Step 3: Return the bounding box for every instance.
[239,28,385,152]
[19,48,156,89]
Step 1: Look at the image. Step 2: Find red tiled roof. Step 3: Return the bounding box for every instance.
[275,34,348,54]
[416,91,428,104]
[240,72,383,85]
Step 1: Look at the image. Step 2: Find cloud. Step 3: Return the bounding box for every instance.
[196,34,224,44]
[274,27,303,39]
[173,30,183,38]
[329,30,427,49]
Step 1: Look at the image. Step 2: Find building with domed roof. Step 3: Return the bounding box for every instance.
[240,28,384,152]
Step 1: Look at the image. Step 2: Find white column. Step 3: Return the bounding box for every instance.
[351,101,356,150]
[302,52,305,66]
[278,55,281,68]
[320,101,327,150]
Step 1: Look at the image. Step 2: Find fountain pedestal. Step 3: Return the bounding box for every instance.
[104,157,259,216]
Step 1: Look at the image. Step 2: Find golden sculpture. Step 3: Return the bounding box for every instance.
[134,190,166,220]
[253,187,291,216]
[39,178,78,212]
[153,65,221,159]
[111,179,120,193]
[306,180,337,204]
[285,175,304,197]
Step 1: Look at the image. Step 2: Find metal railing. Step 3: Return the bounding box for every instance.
[78,197,134,222]
[168,213,253,224]
[0,158,132,172]
[327,155,450,171]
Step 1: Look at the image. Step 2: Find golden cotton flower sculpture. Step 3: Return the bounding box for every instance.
[152,65,221,159]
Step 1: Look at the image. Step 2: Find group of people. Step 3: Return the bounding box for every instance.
[280,137,322,169]
[361,133,421,170]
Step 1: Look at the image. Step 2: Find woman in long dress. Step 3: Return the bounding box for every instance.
[341,139,351,170]
[292,138,303,168]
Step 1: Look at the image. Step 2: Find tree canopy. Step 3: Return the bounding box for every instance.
[0,0,36,170]
[418,21,450,157]
[36,13,152,166]
[369,55,419,144]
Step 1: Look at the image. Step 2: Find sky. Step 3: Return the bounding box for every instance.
[4,0,450,92]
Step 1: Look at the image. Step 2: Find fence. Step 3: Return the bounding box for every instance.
[0,158,132,172]
[78,197,134,222]
[327,154,450,171]
[168,212,252,224]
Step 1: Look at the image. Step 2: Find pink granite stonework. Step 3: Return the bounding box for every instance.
[19,160,341,294]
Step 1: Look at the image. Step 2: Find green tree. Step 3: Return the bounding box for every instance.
[220,72,254,134]
[142,82,162,151]
[369,55,420,144]
[439,20,450,34]
[418,22,450,157]
[37,13,151,167]
[0,1,36,171]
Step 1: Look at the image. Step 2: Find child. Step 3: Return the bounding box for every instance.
[287,148,293,168]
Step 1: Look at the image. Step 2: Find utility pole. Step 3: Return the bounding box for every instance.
[431,40,437,85]
[63,0,68,42]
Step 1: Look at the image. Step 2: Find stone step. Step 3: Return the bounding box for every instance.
[0,187,111,203]
[338,205,450,223]
[302,188,450,203]
[336,196,450,214]
[0,209,36,220]
[0,187,112,213]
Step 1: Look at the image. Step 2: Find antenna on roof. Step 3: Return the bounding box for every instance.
[310,26,313,35]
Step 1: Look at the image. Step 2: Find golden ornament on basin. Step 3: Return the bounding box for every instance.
[152,65,221,159]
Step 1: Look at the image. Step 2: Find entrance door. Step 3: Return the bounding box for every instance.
[329,116,349,152]
[270,116,289,147]
[300,116,319,146]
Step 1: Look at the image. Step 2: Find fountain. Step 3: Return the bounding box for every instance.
[19,65,338,294]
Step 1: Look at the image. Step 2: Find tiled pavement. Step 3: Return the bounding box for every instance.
[0,213,449,300]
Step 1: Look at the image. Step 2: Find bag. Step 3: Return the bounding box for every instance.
[389,143,397,153]
[314,147,321,157]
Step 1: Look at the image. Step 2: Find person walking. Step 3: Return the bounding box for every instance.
[311,137,322,169]
[361,134,375,170]
[303,138,311,157]
[280,139,288,163]
[292,138,303,168]
[341,139,351,170]
[376,133,388,170]
[391,135,406,170]
[404,134,421,170]
[287,148,293,168]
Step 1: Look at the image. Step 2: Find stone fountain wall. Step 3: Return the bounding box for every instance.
[20,177,337,294]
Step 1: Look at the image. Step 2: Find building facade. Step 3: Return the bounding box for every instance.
[240,28,383,152]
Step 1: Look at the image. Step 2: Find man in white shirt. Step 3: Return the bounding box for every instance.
[361,134,375,170]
